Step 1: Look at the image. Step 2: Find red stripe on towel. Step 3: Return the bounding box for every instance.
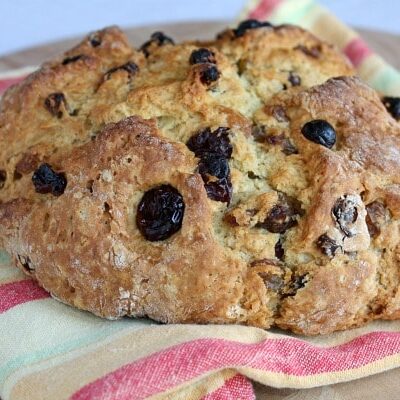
[0,279,49,313]
[201,374,255,400]
[343,37,372,67]
[0,76,25,95]
[71,331,400,400]
[247,0,282,20]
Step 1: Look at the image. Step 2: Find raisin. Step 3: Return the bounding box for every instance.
[190,48,216,65]
[258,204,296,233]
[204,178,232,204]
[140,31,174,57]
[233,19,272,38]
[257,194,302,233]
[0,170,6,189]
[13,170,22,181]
[275,238,284,260]
[251,125,266,142]
[187,127,232,158]
[282,139,298,155]
[198,153,230,180]
[44,93,67,118]
[199,64,220,86]
[366,201,389,238]
[289,274,308,293]
[264,133,286,145]
[272,106,289,122]
[254,129,296,153]
[224,213,239,226]
[62,54,85,65]
[288,71,301,86]
[187,128,232,203]
[89,33,101,47]
[105,62,139,80]
[247,171,260,179]
[136,185,184,241]
[258,272,284,291]
[32,163,67,196]
[382,97,400,120]
[17,254,34,273]
[316,234,341,257]
[332,195,358,237]
[301,119,336,148]
[295,45,321,58]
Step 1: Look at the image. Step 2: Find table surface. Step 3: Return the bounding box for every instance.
[1,0,399,56]
[0,21,399,400]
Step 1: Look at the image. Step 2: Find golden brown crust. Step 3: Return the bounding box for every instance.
[0,117,246,322]
[1,23,399,335]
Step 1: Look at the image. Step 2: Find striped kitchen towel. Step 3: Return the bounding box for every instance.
[0,245,400,400]
[239,0,400,96]
[3,247,400,400]
[1,7,400,398]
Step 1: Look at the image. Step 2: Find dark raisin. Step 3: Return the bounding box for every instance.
[199,64,220,86]
[136,185,184,241]
[366,201,389,238]
[190,48,216,65]
[187,127,232,158]
[288,71,301,86]
[224,213,239,226]
[86,179,94,194]
[233,19,273,38]
[258,204,297,233]
[32,163,67,196]
[247,171,260,179]
[316,234,341,257]
[289,274,308,293]
[295,45,321,58]
[13,170,22,180]
[105,61,139,80]
[275,238,284,260]
[89,33,101,47]
[257,194,302,233]
[265,133,286,145]
[282,139,298,155]
[0,170,6,189]
[382,97,400,120]
[251,125,266,142]
[301,119,336,148]
[260,127,298,155]
[62,55,85,65]
[272,106,289,122]
[332,195,358,237]
[204,178,232,204]
[17,254,34,273]
[187,128,233,203]
[140,31,174,57]
[44,93,67,118]
[198,153,230,180]
[258,272,284,291]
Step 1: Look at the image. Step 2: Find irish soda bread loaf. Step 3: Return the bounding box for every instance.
[1,21,400,335]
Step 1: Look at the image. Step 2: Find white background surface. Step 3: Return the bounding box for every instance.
[0,0,398,56]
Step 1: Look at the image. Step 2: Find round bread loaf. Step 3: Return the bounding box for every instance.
[1,21,399,335]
